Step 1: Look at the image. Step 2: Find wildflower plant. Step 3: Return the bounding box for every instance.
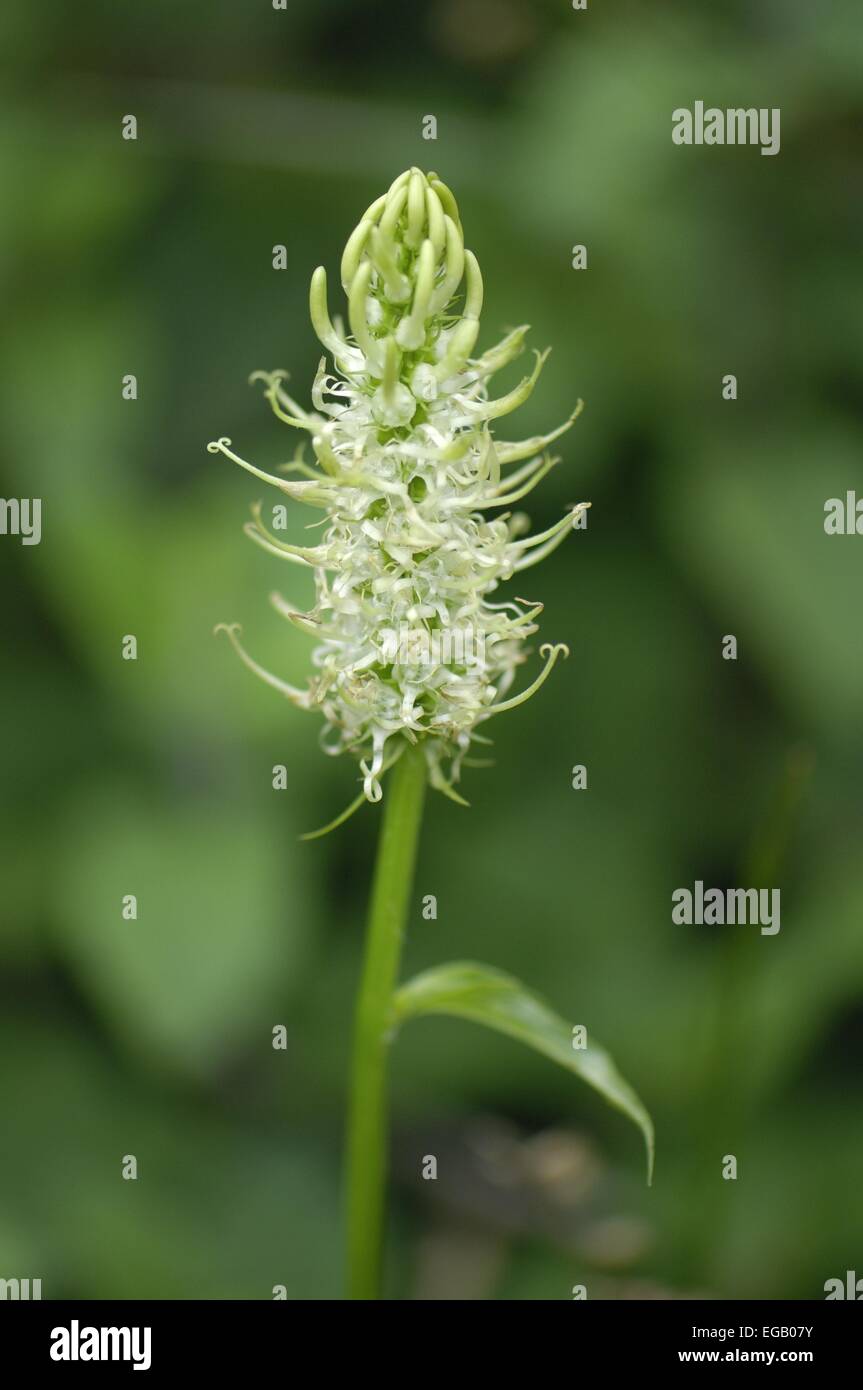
[210,169,653,1299]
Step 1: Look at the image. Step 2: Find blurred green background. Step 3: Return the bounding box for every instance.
[1,0,861,1300]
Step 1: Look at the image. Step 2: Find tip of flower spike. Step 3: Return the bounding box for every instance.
[332,169,470,381]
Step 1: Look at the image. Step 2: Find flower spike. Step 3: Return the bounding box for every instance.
[210,170,587,802]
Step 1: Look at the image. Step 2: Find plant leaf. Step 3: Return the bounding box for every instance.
[393,960,654,1184]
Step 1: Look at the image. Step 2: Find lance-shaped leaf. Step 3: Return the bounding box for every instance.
[392,960,654,1184]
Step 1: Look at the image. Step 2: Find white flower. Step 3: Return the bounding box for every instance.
[210,168,587,804]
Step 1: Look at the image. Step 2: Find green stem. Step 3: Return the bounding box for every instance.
[346,740,427,1299]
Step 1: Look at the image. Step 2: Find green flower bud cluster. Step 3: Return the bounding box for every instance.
[209,168,586,805]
